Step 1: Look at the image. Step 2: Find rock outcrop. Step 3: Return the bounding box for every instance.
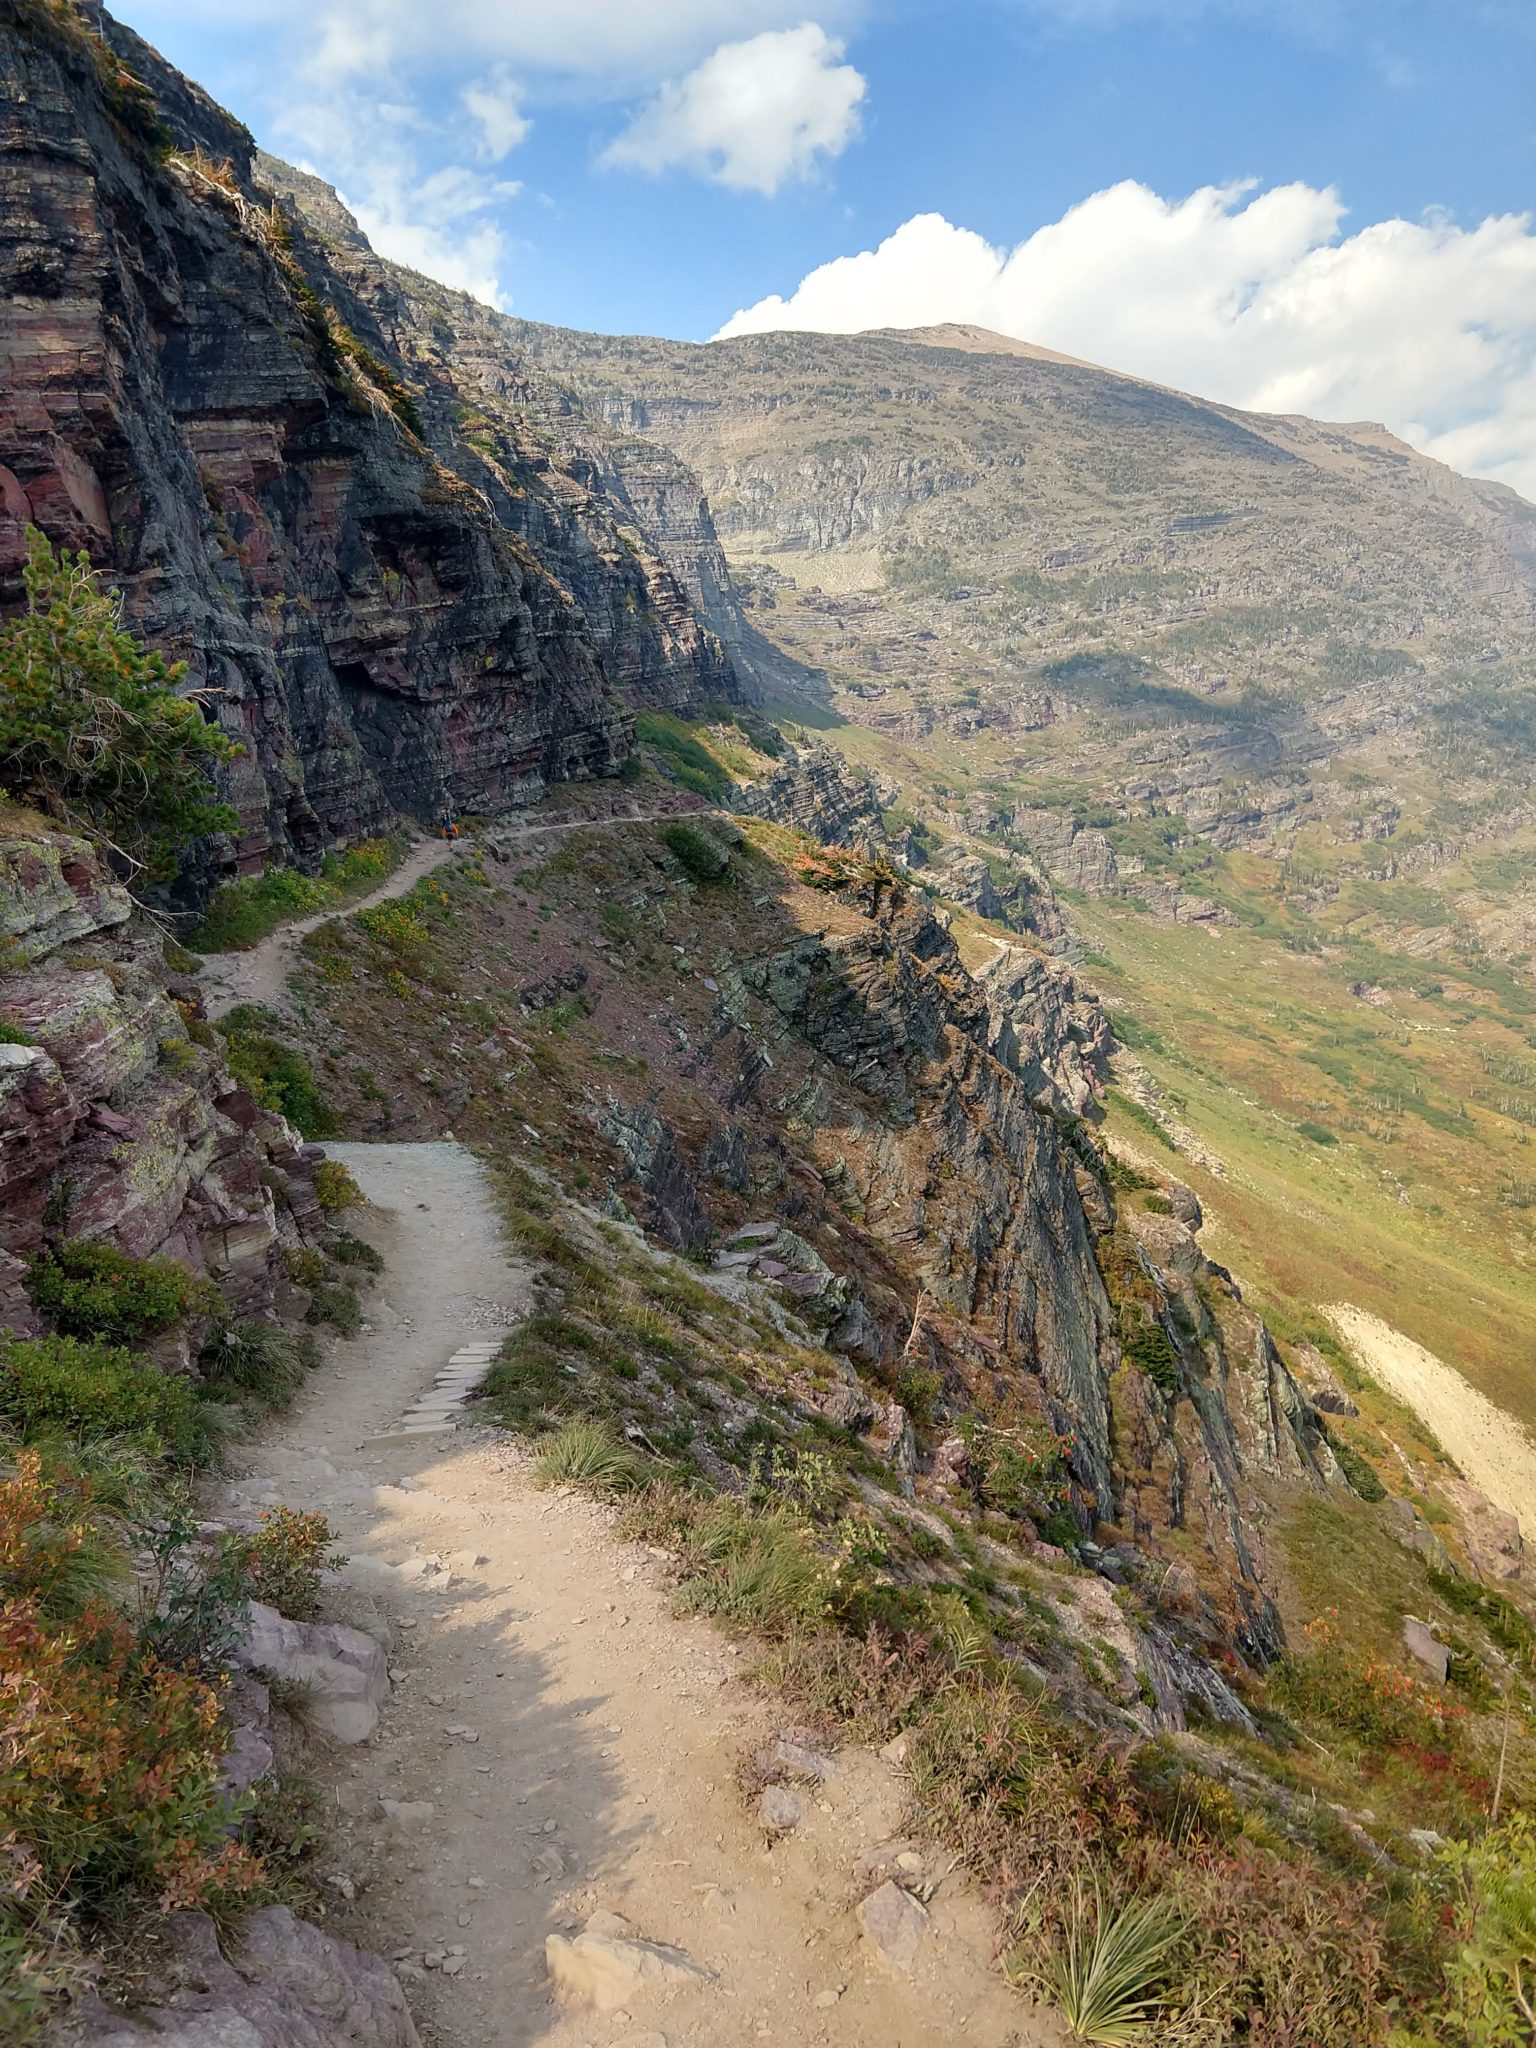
[733,740,891,850]
[980,944,1113,1116]
[736,877,1335,1644]
[61,1906,420,2048]
[0,817,317,1333]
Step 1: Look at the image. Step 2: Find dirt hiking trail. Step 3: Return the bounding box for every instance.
[201,842,461,1021]
[1328,1304,1536,1539]
[219,1141,1054,2048]
[200,808,710,1022]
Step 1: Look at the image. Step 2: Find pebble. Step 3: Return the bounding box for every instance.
[441,1956,466,1977]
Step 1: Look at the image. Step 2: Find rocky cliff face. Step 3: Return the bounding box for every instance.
[733,878,1332,1672]
[0,7,743,885]
[731,740,892,849]
[0,811,319,1340]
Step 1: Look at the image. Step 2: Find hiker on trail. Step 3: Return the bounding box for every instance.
[439,805,460,841]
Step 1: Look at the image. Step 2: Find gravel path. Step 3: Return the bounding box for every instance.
[199,809,711,1022]
[1328,1303,1536,1539]
[201,841,461,1021]
[218,1141,1055,2048]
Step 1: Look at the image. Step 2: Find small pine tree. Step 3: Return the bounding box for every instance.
[0,527,236,876]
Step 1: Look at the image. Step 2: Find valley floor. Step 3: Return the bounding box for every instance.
[216,1141,1056,2048]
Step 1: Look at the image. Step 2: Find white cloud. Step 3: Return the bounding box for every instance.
[717,184,1536,501]
[350,165,522,307]
[130,0,862,86]
[601,25,866,194]
[461,68,530,160]
[278,91,521,307]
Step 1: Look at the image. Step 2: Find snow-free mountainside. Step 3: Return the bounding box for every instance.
[3,6,1536,2047]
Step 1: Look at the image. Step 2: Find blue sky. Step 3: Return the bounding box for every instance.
[118,1,1536,496]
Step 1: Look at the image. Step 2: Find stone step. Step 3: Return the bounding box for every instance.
[370,1338,505,1443]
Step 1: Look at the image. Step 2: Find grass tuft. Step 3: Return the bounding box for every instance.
[533,1420,645,1493]
[1045,1879,1185,2044]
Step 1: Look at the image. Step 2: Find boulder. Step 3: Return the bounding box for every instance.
[856,1881,929,1973]
[817,1380,876,1433]
[762,1732,838,1782]
[234,1601,390,1745]
[58,1906,419,2048]
[1402,1618,1449,1684]
[1165,1181,1203,1233]
[929,1437,969,1491]
[546,1918,712,2011]
[1442,1477,1523,1581]
[219,1722,275,1799]
[757,1784,806,1834]
[867,1401,917,1495]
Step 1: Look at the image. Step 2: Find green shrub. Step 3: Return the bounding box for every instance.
[0,1022,35,1047]
[312,1160,364,1213]
[327,1229,382,1272]
[663,822,731,883]
[353,899,428,969]
[0,1336,216,1464]
[1297,1120,1338,1146]
[0,529,235,877]
[0,1588,259,1917]
[187,865,328,951]
[895,1360,944,1425]
[214,1507,344,1619]
[25,1239,214,1342]
[0,1448,126,1619]
[304,1282,360,1338]
[187,838,403,951]
[1331,1437,1388,1502]
[1103,1153,1153,1192]
[282,1246,328,1290]
[1425,1567,1536,1658]
[1407,1815,1536,2046]
[217,1005,335,1136]
[1119,1313,1180,1396]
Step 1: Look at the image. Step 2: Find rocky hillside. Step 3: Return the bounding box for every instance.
[0,3,747,887]
[505,315,1536,872]
[0,808,324,1342]
[498,301,1536,1450]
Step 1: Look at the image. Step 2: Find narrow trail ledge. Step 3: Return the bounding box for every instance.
[200,842,461,1021]
[221,1141,1053,2048]
[199,805,712,1021]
